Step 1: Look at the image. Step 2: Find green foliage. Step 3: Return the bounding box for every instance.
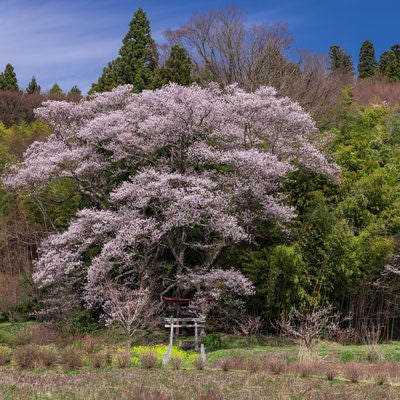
[49,83,63,95]
[90,60,123,93]
[68,85,81,96]
[0,120,50,159]
[329,45,353,74]
[26,76,41,94]
[0,329,14,346]
[91,8,158,93]
[328,104,399,302]
[66,310,103,335]
[201,332,264,352]
[0,64,18,90]
[0,345,12,365]
[23,178,87,231]
[379,50,400,82]
[358,40,377,78]
[155,44,193,86]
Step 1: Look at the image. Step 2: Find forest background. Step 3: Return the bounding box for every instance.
[1,6,400,340]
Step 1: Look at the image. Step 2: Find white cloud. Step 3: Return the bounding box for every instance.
[0,0,126,93]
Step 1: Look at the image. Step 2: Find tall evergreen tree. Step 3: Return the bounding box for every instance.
[358,40,377,79]
[379,50,400,82]
[379,51,390,72]
[26,75,41,94]
[49,83,63,95]
[0,64,18,90]
[156,44,193,86]
[328,45,353,74]
[68,85,82,96]
[91,8,158,93]
[391,44,400,64]
[90,60,123,94]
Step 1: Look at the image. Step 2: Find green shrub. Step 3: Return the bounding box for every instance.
[9,325,31,346]
[67,310,102,335]
[202,334,223,351]
[339,350,355,363]
[0,345,12,365]
[0,330,14,346]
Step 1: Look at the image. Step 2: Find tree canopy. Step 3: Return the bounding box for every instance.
[4,83,338,319]
[358,40,377,79]
[0,64,18,91]
[155,44,193,86]
[329,45,353,74]
[90,8,158,93]
[26,76,41,94]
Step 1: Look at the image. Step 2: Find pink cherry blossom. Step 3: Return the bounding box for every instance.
[3,83,339,317]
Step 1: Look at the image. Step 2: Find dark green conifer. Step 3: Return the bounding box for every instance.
[89,60,123,94]
[380,50,400,82]
[49,83,63,95]
[156,45,193,86]
[91,8,158,93]
[379,51,390,72]
[26,75,41,94]
[358,40,377,78]
[328,45,353,74]
[391,44,400,64]
[0,63,18,90]
[68,85,82,96]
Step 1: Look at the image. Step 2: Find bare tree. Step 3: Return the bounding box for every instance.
[164,6,344,122]
[164,6,293,90]
[102,284,155,348]
[276,307,339,354]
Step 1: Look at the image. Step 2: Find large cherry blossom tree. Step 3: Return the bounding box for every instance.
[3,83,339,318]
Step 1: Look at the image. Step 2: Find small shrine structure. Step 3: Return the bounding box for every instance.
[162,296,206,365]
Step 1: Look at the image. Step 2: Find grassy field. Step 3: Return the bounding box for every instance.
[1,323,400,399]
[1,368,400,400]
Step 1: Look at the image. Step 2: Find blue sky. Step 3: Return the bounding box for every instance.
[1,0,398,94]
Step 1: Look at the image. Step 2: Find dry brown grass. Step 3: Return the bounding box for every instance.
[116,350,131,368]
[354,79,400,106]
[169,356,183,370]
[89,350,112,369]
[265,354,288,374]
[0,368,399,400]
[78,333,103,354]
[138,350,158,369]
[343,362,361,383]
[213,356,243,371]
[192,356,206,370]
[29,324,61,345]
[59,346,83,369]
[13,344,58,369]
